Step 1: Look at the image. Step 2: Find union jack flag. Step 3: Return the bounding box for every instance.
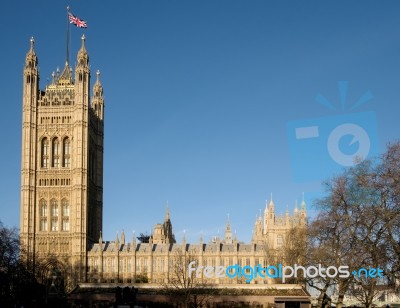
[68,12,87,28]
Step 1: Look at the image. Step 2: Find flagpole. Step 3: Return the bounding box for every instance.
[66,5,70,65]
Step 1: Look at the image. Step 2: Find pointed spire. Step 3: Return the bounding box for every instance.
[121,229,125,245]
[25,37,38,68]
[294,200,299,213]
[58,61,73,85]
[269,192,275,209]
[182,229,186,245]
[93,70,103,97]
[77,34,89,67]
[29,37,35,53]
[165,202,170,221]
[80,34,86,52]
[286,204,289,215]
[95,70,101,85]
[116,231,119,244]
[99,231,103,243]
[301,192,306,211]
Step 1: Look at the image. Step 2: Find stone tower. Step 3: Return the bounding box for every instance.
[20,35,104,281]
[252,194,307,248]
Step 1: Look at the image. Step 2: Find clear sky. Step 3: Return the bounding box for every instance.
[1,1,400,243]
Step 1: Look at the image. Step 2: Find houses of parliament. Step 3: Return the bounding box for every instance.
[20,36,306,285]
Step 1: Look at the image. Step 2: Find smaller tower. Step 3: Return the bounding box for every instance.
[92,70,104,120]
[263,200,269,234]
[223,214,233,244]
[121,230,125,246]
[252,214,263,243]
[300,193,307,225]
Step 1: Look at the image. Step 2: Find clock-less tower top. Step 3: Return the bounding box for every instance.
[20,35,104,282]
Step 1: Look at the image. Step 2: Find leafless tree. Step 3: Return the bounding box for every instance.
[162,246,210,308]
[308,141,400,308]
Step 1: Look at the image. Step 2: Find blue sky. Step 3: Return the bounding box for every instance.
[1,1,400,243]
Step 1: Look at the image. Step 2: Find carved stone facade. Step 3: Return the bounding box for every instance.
[86,200,306,284]
[252,196,307,249]
[20,36,305,285]
[20,36,104,280]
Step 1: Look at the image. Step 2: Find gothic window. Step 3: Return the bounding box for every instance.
[62,199,69,216]
[111,258,115,273]
[62,137,71,167]
[41,138,49,168]
[51,199,58,231]
[143,258,148,272]
[136,258,141,272]
[94,258,98,271]
[277,234,283,247]
[62,199,69,231]
[245,258,251,273]
[39,199,47,231]
[62,219,69,232]
[52,138,60,168]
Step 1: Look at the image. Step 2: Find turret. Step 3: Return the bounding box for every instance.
[75,35,90,106]
[268,193,275,213]
[121,229,125,246]
[300,193,307,225]
[92,70,104,120]
[252,214,263,243]
[23,37,39,107]
[223,214,233,244]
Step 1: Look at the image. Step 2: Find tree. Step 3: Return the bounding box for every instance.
[308,141,400,308]
[162,246,210,308]
[0,221,45,306]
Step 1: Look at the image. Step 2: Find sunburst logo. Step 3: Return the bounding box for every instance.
[286,81,379,183]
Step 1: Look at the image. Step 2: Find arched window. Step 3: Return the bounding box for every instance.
[41,138,49,168]
[63,137,71,167]
[39,199,47,231]
[62,199,69,216]
[52,138,60,168]
[62,199,69,231]
[50,199,58,231]
[277,234,283,247]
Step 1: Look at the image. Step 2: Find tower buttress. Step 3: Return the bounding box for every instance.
[20,37,40,267]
